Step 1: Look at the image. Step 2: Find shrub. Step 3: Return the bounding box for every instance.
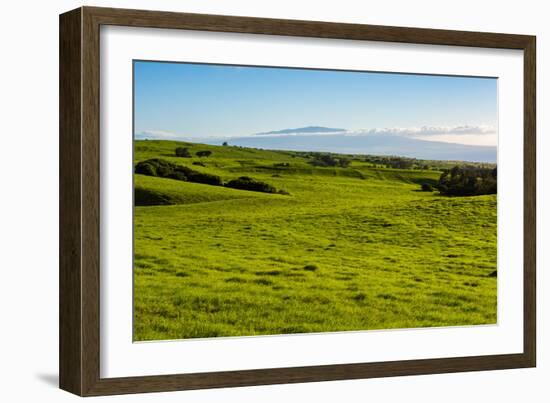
[166,171,187,181]
[186,171,223,186]
[222,141,228,146]
[363,155,415,169]
[310,154,350,168]
[196,150,212,157]
[175,147,192,158]
[225,176,277,193]
[134,161,157,176]
[338,157,351,168]
[134,158,222,186]
[135,159,176,177]
[421,183,433,192]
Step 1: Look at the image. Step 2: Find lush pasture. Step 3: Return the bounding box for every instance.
[133,140,497,341]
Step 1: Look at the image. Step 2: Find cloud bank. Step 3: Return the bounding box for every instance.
[255,126,346,136]
[134,125,497,146]
[349,125,496,137]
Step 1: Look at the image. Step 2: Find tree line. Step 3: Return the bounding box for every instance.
[135,158,289,195]
[421,166,497,196]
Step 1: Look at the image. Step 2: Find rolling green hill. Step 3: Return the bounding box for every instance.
[133,140,497,341]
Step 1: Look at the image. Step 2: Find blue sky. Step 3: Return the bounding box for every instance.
[134,61,497,146]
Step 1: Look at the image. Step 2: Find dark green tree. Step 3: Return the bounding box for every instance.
[175,147,192,158]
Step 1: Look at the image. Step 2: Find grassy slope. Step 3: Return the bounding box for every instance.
[134,140,497,341]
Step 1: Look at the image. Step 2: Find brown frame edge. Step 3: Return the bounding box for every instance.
[59,6,536,396]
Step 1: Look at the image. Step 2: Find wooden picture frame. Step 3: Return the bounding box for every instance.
[59,6,536,396]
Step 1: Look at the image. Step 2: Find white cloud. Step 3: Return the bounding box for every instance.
[352,125,498,146]
[243,125,498,146]
[410,133,498,146]
[349,125,496,137]
[134,130,180,140]
[245,125,497,138]
[134,130,235,141]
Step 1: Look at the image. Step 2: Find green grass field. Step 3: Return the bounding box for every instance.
[133,140,497,341]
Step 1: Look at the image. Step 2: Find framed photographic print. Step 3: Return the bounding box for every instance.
[59,6,536,396]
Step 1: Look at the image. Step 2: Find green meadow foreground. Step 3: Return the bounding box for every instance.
[133,140,497,341]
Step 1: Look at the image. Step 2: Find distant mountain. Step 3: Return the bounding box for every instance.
[255,126,346,136]
[212,134,496,163]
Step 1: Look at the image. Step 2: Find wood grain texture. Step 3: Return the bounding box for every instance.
[59,8,83,396]
[86,6,532,49]
[81,6,102,396]
[59,6,537,396]
[523,38,536,367]
[84,353,532,396]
